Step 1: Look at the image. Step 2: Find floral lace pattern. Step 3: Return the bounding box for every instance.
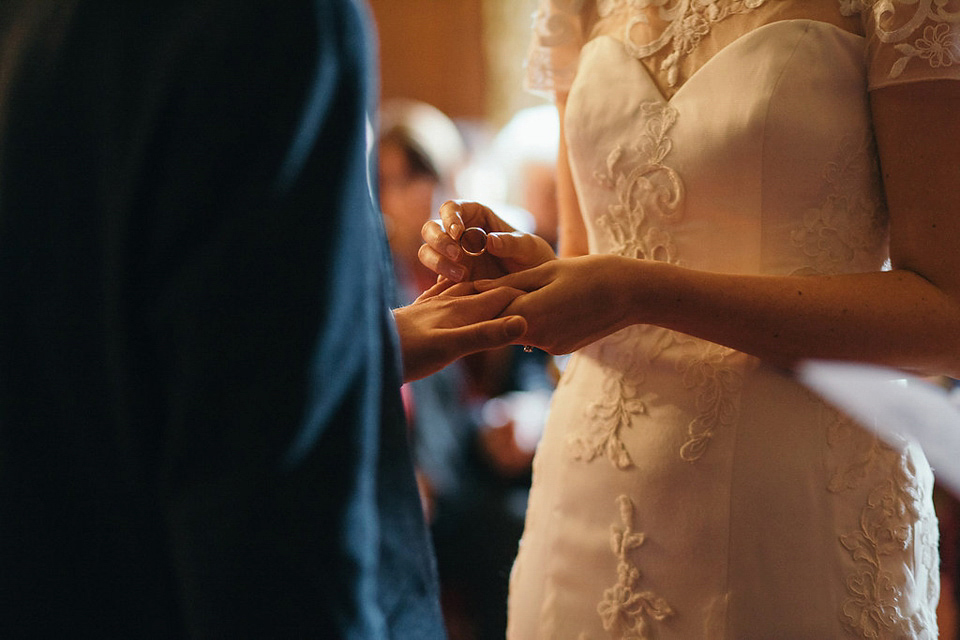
[676,340,744,461]
[565,101,686,469]
[853,0,960,83]
[596,0,774,87]
[569,336,648,468]
[791,132,888,275]
[596,495,674,638]
[594,102,684,261]
[526,0,960,95]
[893,23,960,72]
[566,99,748,467]
[824,406,939,638]
[526,0,586,94]
[825,406,884,494]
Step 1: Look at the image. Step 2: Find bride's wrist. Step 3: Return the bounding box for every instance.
[620,258,675,329]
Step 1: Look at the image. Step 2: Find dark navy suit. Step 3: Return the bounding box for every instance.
[0,1,444,637]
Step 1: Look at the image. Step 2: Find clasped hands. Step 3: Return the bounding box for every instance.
[404,201,637,371]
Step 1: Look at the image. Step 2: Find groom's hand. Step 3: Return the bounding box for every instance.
[393,281,527,382]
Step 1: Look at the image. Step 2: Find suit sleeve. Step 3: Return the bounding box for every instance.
[143,1,392,635]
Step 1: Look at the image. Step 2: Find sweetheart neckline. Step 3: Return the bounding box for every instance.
[582,18,865,103]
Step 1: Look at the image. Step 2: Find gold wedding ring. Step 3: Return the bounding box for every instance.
[459,226,488,257]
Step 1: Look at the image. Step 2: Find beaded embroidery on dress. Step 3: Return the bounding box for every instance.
[506,0,957,638]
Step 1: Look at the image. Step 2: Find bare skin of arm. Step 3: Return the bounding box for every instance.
[555,96,589,259]
[421,82,960,378]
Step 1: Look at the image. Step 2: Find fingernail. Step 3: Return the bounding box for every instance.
[445,243,460,260]
[489,234,503,252]
[505,316,526,339]
[445,264,466,282]
[449,223,463,239]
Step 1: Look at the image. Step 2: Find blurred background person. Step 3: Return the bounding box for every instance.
[379,99,466,298]
[377,99,553,640]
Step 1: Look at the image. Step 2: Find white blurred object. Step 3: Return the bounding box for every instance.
[481,389,551,452]
[454,105,560,235]
[798,360,960,495]
[379,98,466,184]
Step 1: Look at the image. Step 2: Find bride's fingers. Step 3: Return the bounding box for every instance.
[474,268,543,293]
[418,242,467,283]
[421,219,461,261]
[439,200,517,236]
[437,200,467,240]
[444,315,528,355]
[487,231,554,266]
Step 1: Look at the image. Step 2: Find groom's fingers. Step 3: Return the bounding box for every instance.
[445,315,527,356]
[413,277,463,302]
[474,266,546,294]
[486,231,545,263]
[458,285,524,316]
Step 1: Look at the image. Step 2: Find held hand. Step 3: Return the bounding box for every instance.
[419,200,556,283]
[393,281,528,382]
[477,255,641,355]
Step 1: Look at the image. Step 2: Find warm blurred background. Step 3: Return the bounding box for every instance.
[369,0,541,129]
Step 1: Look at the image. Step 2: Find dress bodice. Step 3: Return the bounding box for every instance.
[566,20,887,278]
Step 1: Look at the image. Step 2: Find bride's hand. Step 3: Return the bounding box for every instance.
[478,254,642,355]
[419,200,556,283]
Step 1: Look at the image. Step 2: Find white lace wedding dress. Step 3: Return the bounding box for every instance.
[507,1,960,638]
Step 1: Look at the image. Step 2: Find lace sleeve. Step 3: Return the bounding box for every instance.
[524,0,588,97]
[857,0,960,89]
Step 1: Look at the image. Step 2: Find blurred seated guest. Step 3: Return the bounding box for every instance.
[379,98,465,296]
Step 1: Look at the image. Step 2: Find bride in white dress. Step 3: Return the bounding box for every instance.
[418,0,960,637]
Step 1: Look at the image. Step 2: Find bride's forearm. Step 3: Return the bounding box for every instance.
[627,260,960,377]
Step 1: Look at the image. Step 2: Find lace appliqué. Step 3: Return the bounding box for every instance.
[594,101,684,261]
[565,102,686,469]
[857,0,960,81]
[826,407,884,494]
[573,100,745,465]
[596,495,675,639]
[529,0,960,96]
[825,405,939,638]
[569,340,649,468]
[596,0,774,87]
[892,23,960,74]
[791,133,888,275]
[676,340,744,461]
[525,0,588,94]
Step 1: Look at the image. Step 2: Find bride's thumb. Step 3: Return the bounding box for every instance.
[486,231,533,258]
